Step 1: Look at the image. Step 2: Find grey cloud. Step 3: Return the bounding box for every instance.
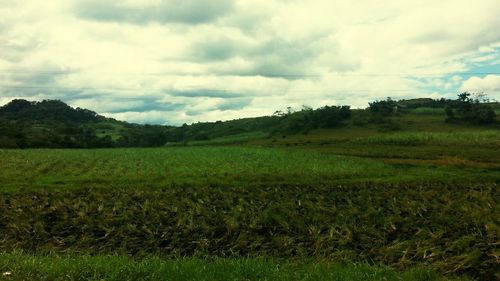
[224,12,268,33]
[411,31,452,44]
[106,101,184,113]
[1,77,56,98]
[76,0,234,24]
[249,38,318,76]
[0,20,43,63]
[189,36,318,63]
[0,69,84,99]
[184,110,199,117]
[70,96,185,114]
[216,98,252,111]
[170,89,246,98]
[189,38,246,62]
[10,71,62,86]
[187,33,354,79]
[409,24,500,57]
[245,35,363,77]
[0,40,38,63]
[184,97,252,116]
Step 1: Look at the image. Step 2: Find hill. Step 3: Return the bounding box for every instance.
[0,99,173,148]
[1,96,499,280]
[0,95,498,148]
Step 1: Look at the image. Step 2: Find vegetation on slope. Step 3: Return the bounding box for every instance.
[0,94,498,280]
[0,93,497,148]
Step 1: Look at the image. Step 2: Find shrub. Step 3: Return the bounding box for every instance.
[446,93,496,124]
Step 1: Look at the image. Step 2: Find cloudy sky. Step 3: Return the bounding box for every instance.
[0,0,499,125]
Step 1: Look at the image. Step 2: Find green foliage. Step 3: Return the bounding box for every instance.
[410,107,445,115]
[117,124,171,147]
[0,96,498,281]
[1,97,498,148]
[2,145,498,194]
[0,183,496,279]
[0,126,498,280]
[0,147,407,191]
[351,131,500,146]
[0,100,116,148]
[396,98,449,109]
[0,254,465,281]
[369,97,397,116]
[0,99,100,123]
[184,131,269,146]
[445,92,497,124]
[0,99,349,148]
[273,105,351,134]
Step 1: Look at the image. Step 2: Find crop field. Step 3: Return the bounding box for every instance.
[1,1,500,278]
[260,129,500,166]
[3,145,498,194]
[0,129,499,280]
[349,131,500,146]
[0,147,407,192]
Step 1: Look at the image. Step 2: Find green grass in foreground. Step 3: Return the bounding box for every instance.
[1,183,497,279]
[0,253,468,281]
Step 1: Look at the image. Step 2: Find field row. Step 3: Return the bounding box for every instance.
[1,183,497,279]
[1,147,498,192]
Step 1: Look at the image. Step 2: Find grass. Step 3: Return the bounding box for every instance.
[3,146,497,193]
[184,131,270,146]
[408,108,446,115]
[1,114,498,280]
[350,130,500,146]
[257,127,499,167]
[0,183,497,278]
[0,147,393,191]
[92,122,125,141]
[0,253,469,281]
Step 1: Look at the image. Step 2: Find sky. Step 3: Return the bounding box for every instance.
[0,0,499,125]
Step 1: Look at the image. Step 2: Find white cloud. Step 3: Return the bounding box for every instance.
[460,75,500,100]
[0,0,499,124]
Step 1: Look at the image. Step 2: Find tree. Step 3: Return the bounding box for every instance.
[368,97,397,116]
[445,92,496,124]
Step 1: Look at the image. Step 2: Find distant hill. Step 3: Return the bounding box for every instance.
[0,99,172,148]
[395,98,447,108]
[0,96,497,148]
[0,99,103,123]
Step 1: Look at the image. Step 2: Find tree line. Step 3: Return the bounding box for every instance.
[0,93,497,148]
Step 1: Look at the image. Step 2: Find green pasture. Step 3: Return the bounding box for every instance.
[0,253,469,281]
[350,130,500,146]
[0,125,498,280]
[0,146,498,193]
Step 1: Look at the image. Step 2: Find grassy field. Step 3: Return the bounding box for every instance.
[2,145,498,193]
[0,145,499,192]
[183,131,270,146]
[0,253,470,281]
[0,116,498,280]
[0,147,401,191]
[1,182,498,277]
[349,130,500,146]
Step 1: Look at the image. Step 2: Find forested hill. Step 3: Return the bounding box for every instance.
[0,99,171,148]
[0,99,103,123]
[0,94,498,148]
